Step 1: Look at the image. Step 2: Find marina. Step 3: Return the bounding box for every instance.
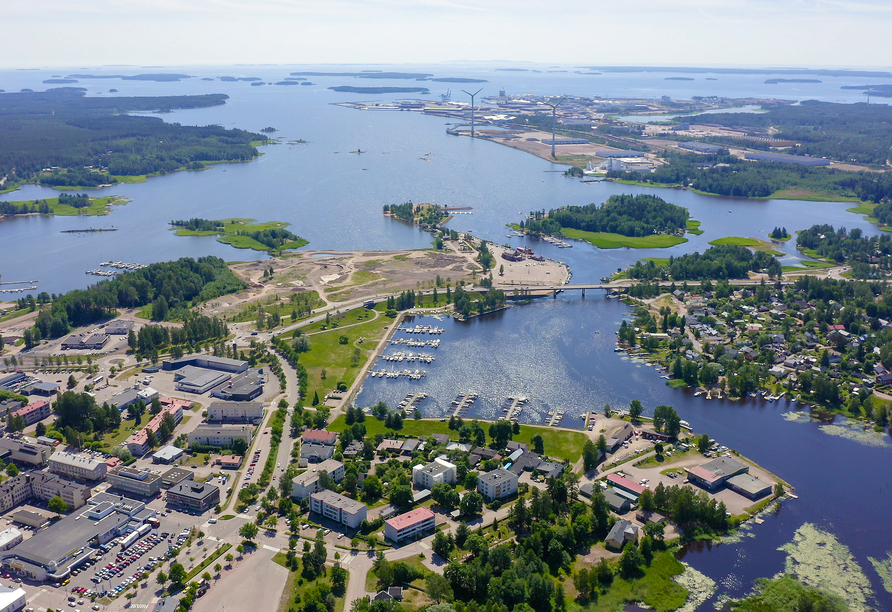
[367,368,428,380]
[388,337,441,348]
[396,324,444,335]
[379,351,436,363]
[543,404,565,426]
[498,396,528,422]
[450,391,477,417]
[397,392,428,412]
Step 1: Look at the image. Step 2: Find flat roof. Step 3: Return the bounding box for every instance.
[169,481,219,501]
[311,490,366,514]
[292,460,344,486]
[49,450,105,469]
[478,469,516,485]
[176,367,230,388]
[154,446,184,461]
[727,473,771,495]
[385,508,435,531]
[689,456,749,483]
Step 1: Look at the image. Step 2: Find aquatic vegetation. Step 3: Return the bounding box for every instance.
[778,523,874,611]
[781,412,891,448]
[672,562,717,612]
[868,551,892,594]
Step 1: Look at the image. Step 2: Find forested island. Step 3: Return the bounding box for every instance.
[0,193,127,218]
[765,78,821,84]
[0,88,264,189]
[517,194,692,249]
[291,71,433,80]
[170,218,309,253]
[382,201,449,227]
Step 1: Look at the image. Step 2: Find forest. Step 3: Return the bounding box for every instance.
[0,88,264,185]
[797,225,892,273]
[29,256,245,341]
[680,100,892,165]
[522,194,689,238]
[625,244,781,280]
[610,151,892,202]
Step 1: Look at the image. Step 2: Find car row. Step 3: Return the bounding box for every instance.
[92,533,163,585]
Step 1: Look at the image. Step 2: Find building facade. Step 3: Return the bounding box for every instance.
[384,508,435,542]
[107,467,162,497]
[207,401,263,424]
[412,458,456,490]
[0,438,51,466]
[48,451,108,481]
[290,459,345,500]
[187,424,253,448]
[12,401,50,426]
[477,469,518,501]
[309,490,366,529]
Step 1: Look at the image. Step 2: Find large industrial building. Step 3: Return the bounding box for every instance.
[187,424,253,448]
[207,401,264,424]
[209,370,265,402]
[107,467,163,497]
[172,366,231,395]
[0,492,155,582]
[162,355,248,374]
[48,450,108,481]
[384,508,435,543]
[686,456,750,491]
[743,151,831,166]
[309,490,367,529]
[291,459,345,500]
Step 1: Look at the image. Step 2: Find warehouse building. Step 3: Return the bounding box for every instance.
[107,467,163,497]
[166,481,220,513]
[744,151,830,166]
[384,508,435,543]
[48,450,108,481]
[61,333,109,350]
[686,456,750,491]
[105,320,135,335]
[187,424,253,448]
[678,141,722,154]
[152,445,185,465]
[291,459,344,500]
[309,490,367,529]
[209,371,265,402]
[726,473,772,500]
[207,401,264,424]
[162,355,248,374]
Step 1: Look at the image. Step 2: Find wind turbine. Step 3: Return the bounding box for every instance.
[462,88,483,138]
[545,96,567,159]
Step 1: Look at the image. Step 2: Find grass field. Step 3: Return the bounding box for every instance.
[685,220,703,235]
[229,292,325,325]
[769,189,860,203]
[561,228,687,249]
[586,550,689,612]
[708,236,763,247]
[328,415,589,463]
[171,218,308,253]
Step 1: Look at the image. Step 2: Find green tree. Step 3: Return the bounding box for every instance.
[47,496,68,513]
[629,399,643,421]
[239,522,259,541]
[362,475,383,502]
[67,374,77,390]
[459,491,483,517]
[582,439,599,472]
[5,464,18,477]
[168,562,187,587]
[426,573,454,603]
[35,422,46,437]
[531,434,544,455]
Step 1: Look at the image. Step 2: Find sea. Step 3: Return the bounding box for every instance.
[2,64,892,609]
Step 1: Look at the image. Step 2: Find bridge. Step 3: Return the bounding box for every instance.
[478,278,791,296]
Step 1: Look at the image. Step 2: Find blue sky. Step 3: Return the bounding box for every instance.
[3,0,891,68]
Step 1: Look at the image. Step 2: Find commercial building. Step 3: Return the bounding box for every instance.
[726,473,772,500]
[107,467,163,497]
[0,529,23,553]
[686,456,749,491]
[0,373,27,393]
[209,371,265,402]
[187,424,253,448]
[48,450,108,481]
[0,438,51,466]
[105,320,135,335]
[0,473,92,513]
[166,481,220,512]
[597,150,645,158]
[28,382,58,397]
[0,586,26,612]
[162,355,249,374]
[678,141,722,154]
[137,387,159,404]
[152,445,185,465]
[12,400,50,426]
[291,459,345,500]
[384,508,435,543]
[412,458,456,489]
[744,151,830,166]
[217,455,242,469]
[207,401,264,424]
[160,467,193,489]
[61,333,109,350]
[477,469,518,501]
[109,388,141,412]
[172,366,231,395]
[11,511,48,529]
[309,490,367,529]
[606,474,645,499]
[2,493,155,582]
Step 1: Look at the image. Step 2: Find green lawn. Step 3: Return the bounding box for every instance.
[685,220,703,235]
[273,556,347,612]
[229,292,325,324]
[708,236,763,247]
[170,218,309,253]
[769,189,860,203]
[328,416,589,463]
[561,228,687,249]
[588,550,689,612]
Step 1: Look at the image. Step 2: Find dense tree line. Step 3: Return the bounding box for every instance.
[0,89,262,184]
[523,194,689,238]
[135,315,228,355]
[233,227,304,250]
[626,245,780,280]
[31,256,245,339]
[170,218,224,231]
[53,391,122,437]
[0,200,51,215]
[639,482,730,536]
[798,224,892,273]
[383,201,447,225]
[611,151,892,202]
[57,192,90,208]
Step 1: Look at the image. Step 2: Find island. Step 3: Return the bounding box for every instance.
[290,71,433,80]
[0,193,127,218]
[515,194,691,249]
[382,201,450,227]
[169,218,309,253]
[765,78,822,84]
[0,88,265,190]
[429,77,488,83]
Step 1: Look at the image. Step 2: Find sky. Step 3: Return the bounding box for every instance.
[3,0,891,69]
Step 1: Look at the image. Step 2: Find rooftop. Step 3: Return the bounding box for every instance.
[169,481,219,500]
[606,473,645,495]
[49,450,105,469]
[478,469,516,485]
[688,456,748,484]
[311,489,366,514]
[303,429,338,444]
[385,507,435,531]
[292,459,344,486]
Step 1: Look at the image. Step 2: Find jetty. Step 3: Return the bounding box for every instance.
[544,405,565,427]
[498,396,528,422]
[380,351,435,363]
[397,324,444,335]
[367,368,427,380]
[451,392,477,417]
[61,228,118,234]
[389,337,441,348]
[398,392,428,412]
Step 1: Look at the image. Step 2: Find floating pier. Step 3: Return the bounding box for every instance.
[451,392,477,417]
[498,396,528,422]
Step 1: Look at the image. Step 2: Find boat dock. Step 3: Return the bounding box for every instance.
[498,396,528,422]
[397,324,444,335]
[0,285,37,294]
[398,392,428,412]
[543,404,565,427]
[451,392,477,417]
[367,368,427,380]
[99,261,147,271]
[389,337,441,348]
[380,351,435,363]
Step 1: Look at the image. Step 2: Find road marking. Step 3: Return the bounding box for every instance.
[420,542,430,550]
[151,596,159,603]
[263,544,281,552]
[341,556,353,565]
